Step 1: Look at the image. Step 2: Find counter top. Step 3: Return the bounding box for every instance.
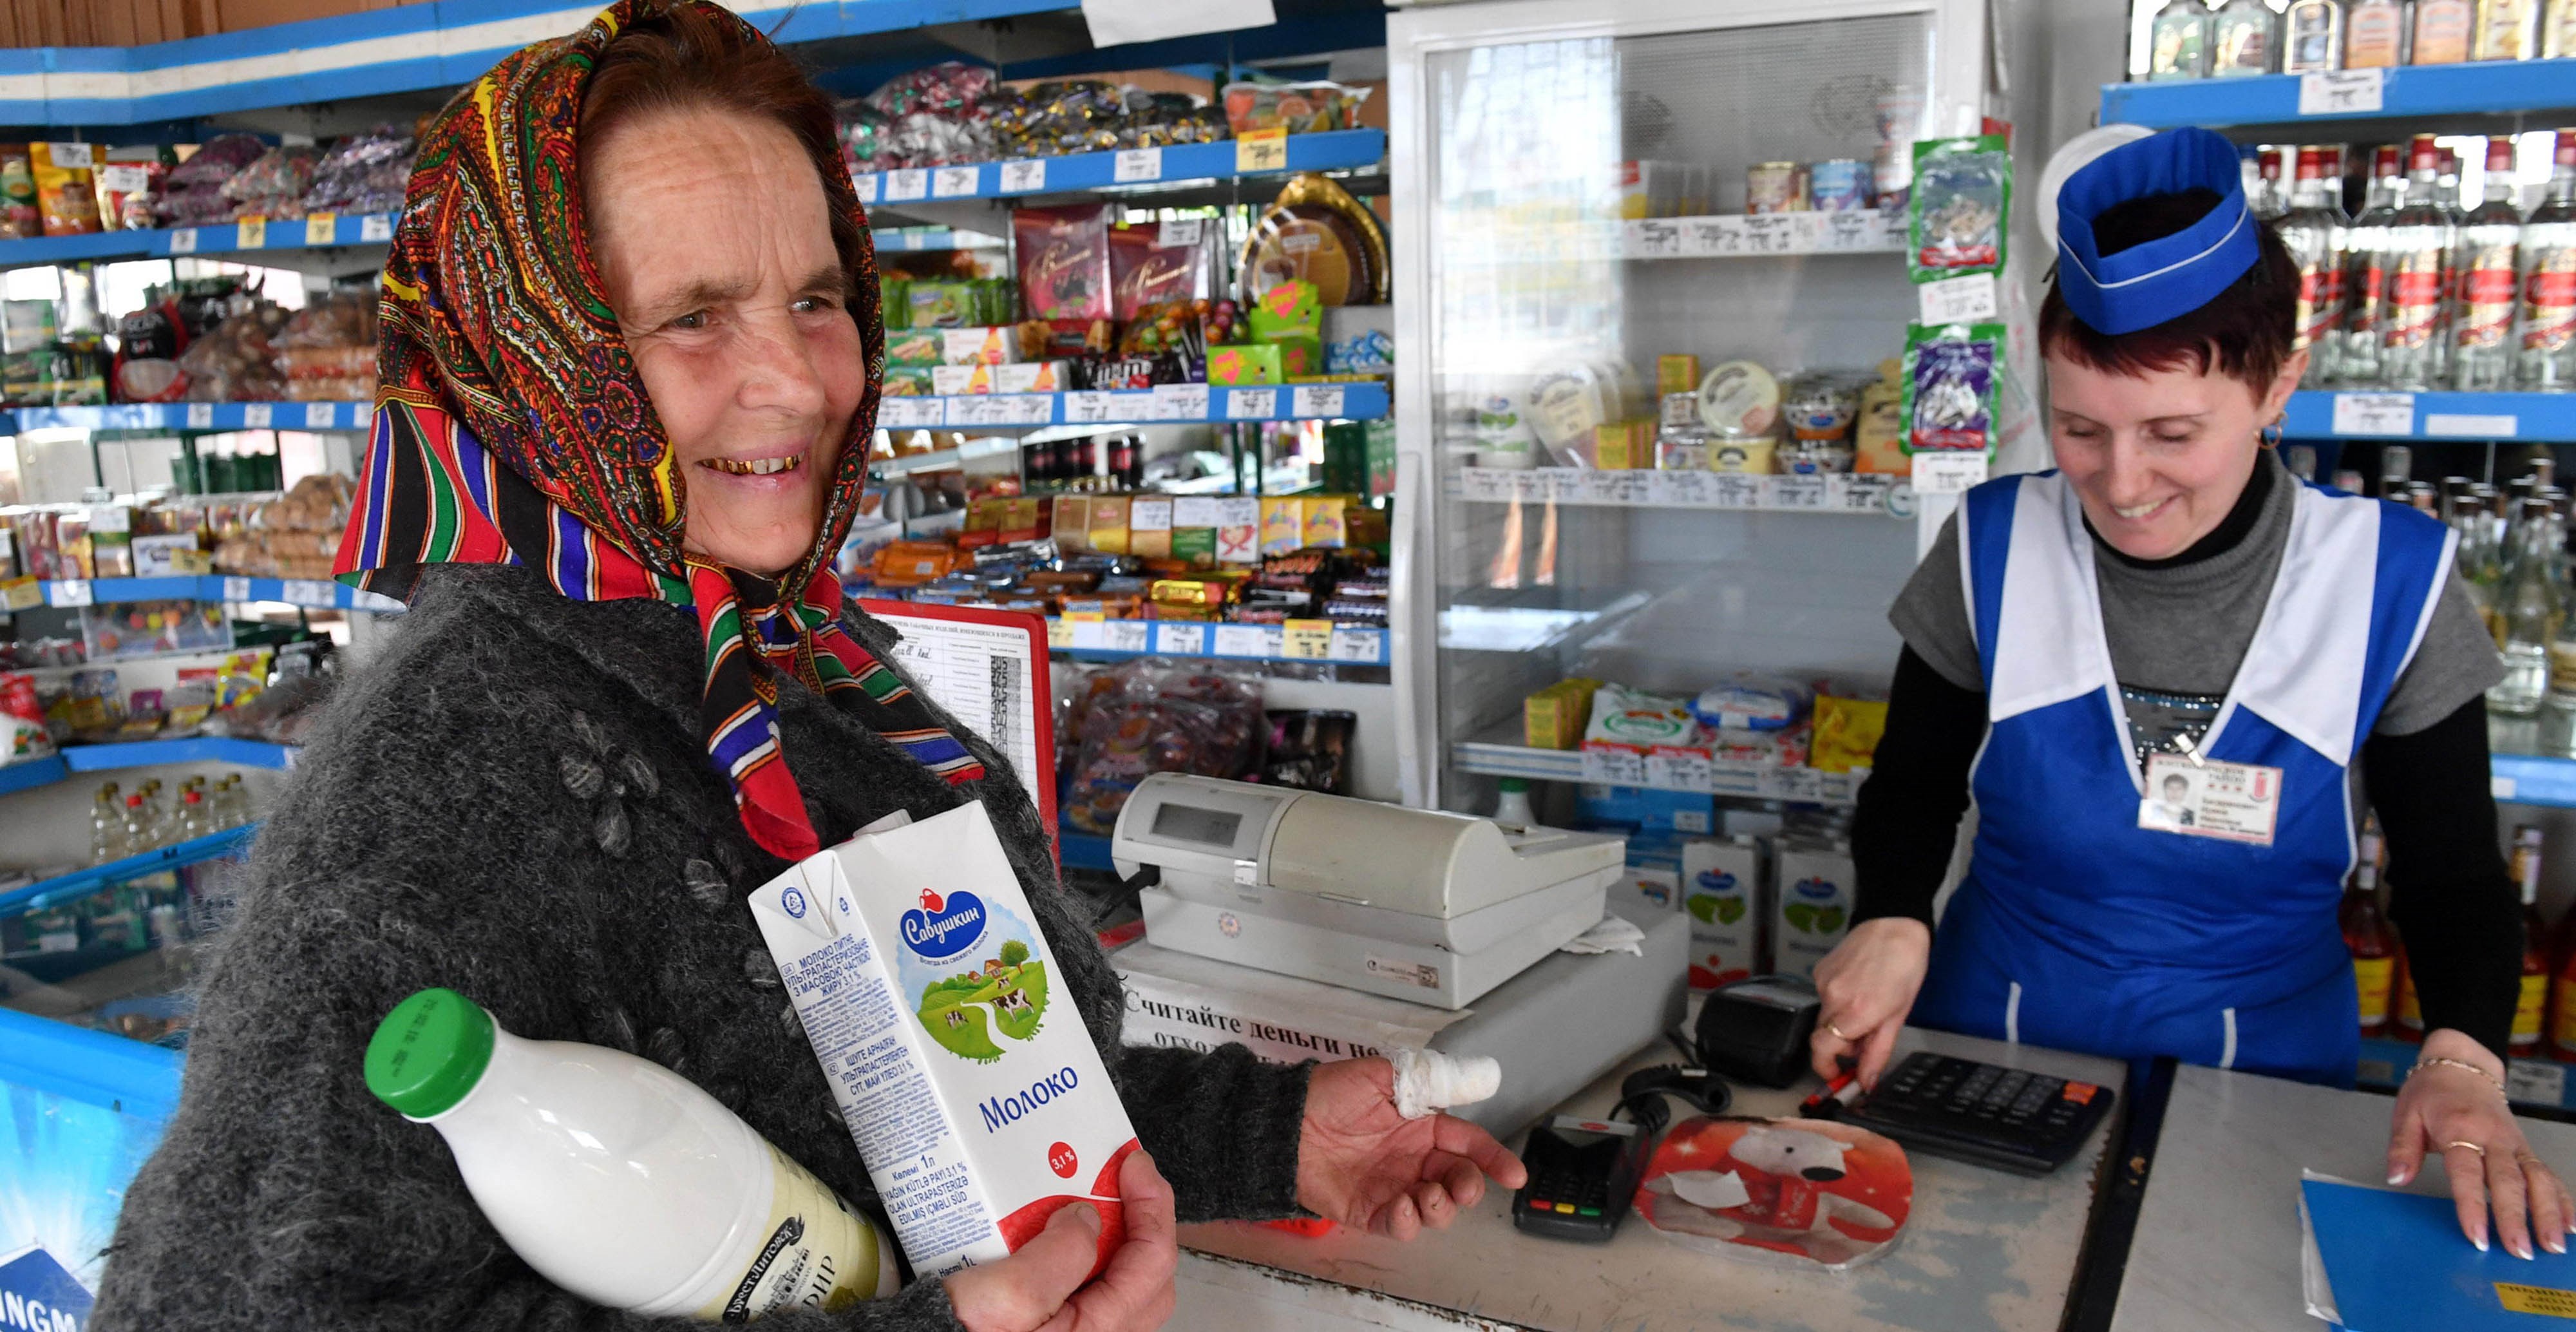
[1177,1026,2126,1332]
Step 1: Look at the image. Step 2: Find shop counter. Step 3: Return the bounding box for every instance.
[1173,1027,2126,1332]
[2111,1062,2576,1332]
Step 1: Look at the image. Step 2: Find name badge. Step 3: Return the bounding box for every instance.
[2139,752,2282,846]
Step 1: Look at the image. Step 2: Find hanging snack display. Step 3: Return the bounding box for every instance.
[1238,174,1389,307]
[1908,135,2011,281]
[1900,323,2005,453]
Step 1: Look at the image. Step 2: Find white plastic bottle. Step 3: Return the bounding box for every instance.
[1493,777,1537,826]
[365,987,900,1320]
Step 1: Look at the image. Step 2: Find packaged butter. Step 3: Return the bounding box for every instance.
[1524,678,1601,750]
[752,803,1142,1283]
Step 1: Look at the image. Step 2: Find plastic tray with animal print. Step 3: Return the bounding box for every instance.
[1815,1053,2113,1177]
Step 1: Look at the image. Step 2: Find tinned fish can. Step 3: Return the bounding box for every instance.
[1809,158,1872,212]
[1747,161,1805,214]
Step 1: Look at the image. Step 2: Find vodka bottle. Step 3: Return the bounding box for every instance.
[2283,0,2349,69]
[120,792,155,853]
[2255,146,2289,221]
[2348,0,2410,64]
[2380,135,2455,391]
[2280,146,2350,381]
[2521,129,2576,392]
[2414,0,2478,59]
[90,782,124,864]
[2495,495,2562,716]
[174,787,210,844]
[2454,137,2526,390]
[2149,0,2214,78]
[2340,145,2406,386]
[2212,0,2282,72]
[2477,0,2544,57]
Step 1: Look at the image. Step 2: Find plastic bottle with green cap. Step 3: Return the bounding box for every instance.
[365,987,899,1319]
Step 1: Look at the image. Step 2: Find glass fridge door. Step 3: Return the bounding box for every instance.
[1388,0,1990,812]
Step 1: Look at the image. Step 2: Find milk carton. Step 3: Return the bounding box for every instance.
[1681,836,1768,990]
[750,802,1140,1282]
[1770,841,1854,981]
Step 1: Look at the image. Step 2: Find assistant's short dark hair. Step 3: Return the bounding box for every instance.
[2040,187,2301,398]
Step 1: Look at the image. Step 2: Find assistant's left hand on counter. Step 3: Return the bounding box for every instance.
[1295,1058,1530,1239]
[2388,1029,2576,1259]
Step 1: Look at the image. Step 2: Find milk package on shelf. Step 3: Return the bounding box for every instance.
[750,802,1141,1281]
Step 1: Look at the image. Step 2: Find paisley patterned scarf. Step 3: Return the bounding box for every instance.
[334,0,981,861]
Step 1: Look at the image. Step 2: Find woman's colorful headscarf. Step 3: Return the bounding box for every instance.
[334,0,982,861]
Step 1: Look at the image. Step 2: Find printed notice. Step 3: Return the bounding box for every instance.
[2332,392,2415,436]
[1113,148,1162,183]
[998,160,1045,193]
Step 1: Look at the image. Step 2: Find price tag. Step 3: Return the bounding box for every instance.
[304,402,337,428]
[1150,383,1209,421]
[2298,68,2385,116]
[0,576,37,611]
[1580,747,1647,786]
[1155,622,1208,656]
[1823,211,1889,252]
[1062,613,1107,649]
[49,579,92,607]
[167,227,198,254]
[1711,473,1765,508]
[999,159,1046,193]
[1046,618,1075,649]
[236,216,266,248]
[1575,471,1633,505]
[1658,470,1715,507]
[1834,475,1896,513]
[2333,392,2416,436]
[1683,218,1741,256]
[1324,626,1380,663]
[1157,217,1204,247]
[1768,475,1828,509]
[1212,624,1273,658]
[1281,618,1334,660]
[281,578,336,607]
[931,166,980,198]
[1214,497,1260,529]
[1917,271,2000,324]
[1113,147,1162,184]
[884,169,929,202]
[853,173,880,204]
[223,576,251,601]
[1226,388,1279,420]
[1063,391,1119,424]
[242,403,273,428]
[1627,219,1685,258]
[2508,1060,2569,1106]
[1103,620,1150,653]
[884,397,949,428]
[1910,452,1990,494]
[2426,413,2519,437]
[1235,128,1287,173]
[46,142,91,169]
[360,213,395,242]
[1647,751,1714,793]
[1457,468,1505,502]
[99,165,149,193]
[1290,385,1347,418]
[1011,394,1059,424]
[305,213,336,245]
[949,396,1004,426]
[184,402,214,429]
[1741,214,1796,252]
[1772,766,1825,802]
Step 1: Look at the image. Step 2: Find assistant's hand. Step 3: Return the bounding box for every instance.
[1295,1056,1529,1239]
[945,1149,1177,1332]
[1809,917,1932,1088]
[2388,1030,2575,1260]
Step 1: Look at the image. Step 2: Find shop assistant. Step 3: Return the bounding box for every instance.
[1808,128,2566,1259]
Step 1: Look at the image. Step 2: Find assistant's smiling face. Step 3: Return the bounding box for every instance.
[2046,345,2303,562]
[584,106,864,577]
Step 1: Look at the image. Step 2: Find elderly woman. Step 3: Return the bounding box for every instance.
[89,6,1519,1330]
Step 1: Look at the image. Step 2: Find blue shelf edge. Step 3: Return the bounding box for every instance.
[2494,754,2576,808]
[1060,831,1115,873]
[0,400,368,433]
[2102,57,2576,129]
[0,1006,183,1121]
[0,822,258,917]
[58,738,297,775]
[43,574,403,614]
[2281,390,2576,443]
[0,754,68,797]
[858,129,1386,205]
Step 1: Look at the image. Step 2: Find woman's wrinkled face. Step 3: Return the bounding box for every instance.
[2046,347,2304,561]
[586,106,863,578]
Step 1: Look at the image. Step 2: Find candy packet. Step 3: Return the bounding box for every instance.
[1900,322,2005,453]
[1908,135,2010,282]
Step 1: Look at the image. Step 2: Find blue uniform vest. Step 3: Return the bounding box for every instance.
[1908,471,2454,1086]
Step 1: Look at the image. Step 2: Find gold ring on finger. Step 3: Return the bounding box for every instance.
[2448,1140,2489,1156]
[1826,1022,1855,1041]
[2519,1150,2548,1167]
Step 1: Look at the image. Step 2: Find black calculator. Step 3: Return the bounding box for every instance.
[1512,1115,1652,1242]
[1810,1052,2115,1177]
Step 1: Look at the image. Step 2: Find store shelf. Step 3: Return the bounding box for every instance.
[1450,737,1861,805]
[868,435,1027,478]
[1450,468,1908,516]
[0,1006,183,1119]
[42,574,401,613]
[0,216,1012,274]
[2101,58,2576,131]
[2493,753,2576,808]
[856,129,1385,206]
[59,737,297,774]
[1046,618,1390,665]
[0,823,256,918]
[1453,212,1905,267]
[876,227,1005,252]
[876,381,1388,430]
[0,755,68,797]
[0,401,369,433]
[1061,831,1116,873]
[2280,390,2576,442]
[2357,1036,2576,1110]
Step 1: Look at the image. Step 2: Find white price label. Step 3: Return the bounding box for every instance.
[242,403,274,428]
[1768,475,1828,508]
[1824,210,1895,252]
[1063,391,1119,424]
[1103,621,1151,653]
[2332,392,2416,436]
[1214,497,1260,528]
[46,142,91,169]
[1157,216,1204,247]
[1711,473,1765,508]
[283,578,336,607]
[884,169,929,202]
[931,166,980,198]
[1910,452,1990,494]
[236,216,266,247]
[878,396,945,428]
[1580,748,1648,786]
[1327,627,1385,663]
[998,159,1046,193]
[184,403,214,429]
[1646,751,1714,793]
[2426,413,2519,437]
[48,579,92,607]
[1113,148,1162,183]
[167,227,198,254]
[304,402,337,428]
[360,213,394,242]
[1225,388,1280,419]
[1834,475,1896,513]
[1660,470,1716,507]
[1683,219,1741,256]
[1150,383,1209,421]
[2509,1059,2568,1106]
[1212,624,1275,658]
[949,396,1004,426]
[1740,214,1797,253]
[1457,468,1506,502]
[853,173,880,204]
[1917,271,2000,324]
[1626,219,1685,258]
[305,213,336,245]
[223,576,251,601]
[999,394,1054,424]
[1290,385,1347,419]
[99,165,148,193]
[1155,623,1208,656]
[2298,68,2385,117]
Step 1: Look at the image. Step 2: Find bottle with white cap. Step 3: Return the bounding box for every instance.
[365,987,899,1320]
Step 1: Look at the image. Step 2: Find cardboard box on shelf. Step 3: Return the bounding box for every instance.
[1525,679,1602,750]
[1681,837,1768,991]
[1050,495,1092,552]
[1770,841,1853,982]
[1084,497,1131,555]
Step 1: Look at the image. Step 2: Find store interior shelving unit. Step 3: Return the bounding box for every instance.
[2100,57,2576,813]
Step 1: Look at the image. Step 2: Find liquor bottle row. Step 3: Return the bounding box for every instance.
[2345,819,2573,1058]
[86,774,254,866]
[2370,450,2576,714]
[2147,0,2573,80]
[2262,131,2575,392]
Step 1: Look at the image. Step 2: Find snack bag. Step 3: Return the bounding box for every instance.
[1109,222,1215,321]
[0,147,37,239]
[750,803,1142,1283]
[30,142,100,237]
[1810,692,1888,774]
[1900,323,2004,453]
[1014,205,1114,321]
[1635,1117,1911,1270]
[1908,135,2010,282]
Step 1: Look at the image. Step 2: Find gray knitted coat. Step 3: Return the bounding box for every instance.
[89,564,1311,1332]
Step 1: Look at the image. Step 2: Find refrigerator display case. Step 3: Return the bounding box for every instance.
[1386,0,2002,813]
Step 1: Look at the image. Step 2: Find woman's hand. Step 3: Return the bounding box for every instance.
[1295,1057,1529,1239]
[2388,1030,2575,1259]
[1808,918,1933,1087]
[945,1150,1177,1332]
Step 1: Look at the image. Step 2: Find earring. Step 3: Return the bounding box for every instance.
[2262,419,2284,449]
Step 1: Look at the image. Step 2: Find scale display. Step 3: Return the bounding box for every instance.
[1151,803,1244,847]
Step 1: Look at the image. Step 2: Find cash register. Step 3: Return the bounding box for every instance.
[1108,774,1628,1008]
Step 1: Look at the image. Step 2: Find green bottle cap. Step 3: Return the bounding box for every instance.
[1499,777,1531,793]
[364,987,495,1120]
